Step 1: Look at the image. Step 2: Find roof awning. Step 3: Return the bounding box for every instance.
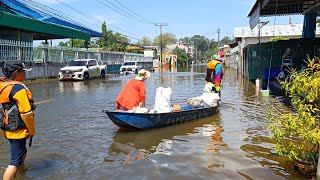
[0,11,91,41]
[0,0,102,38]
[248,0,320,17]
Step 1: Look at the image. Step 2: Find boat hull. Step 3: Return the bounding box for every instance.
[104,106,219,130]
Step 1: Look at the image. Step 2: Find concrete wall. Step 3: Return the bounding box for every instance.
[0,64,63,79]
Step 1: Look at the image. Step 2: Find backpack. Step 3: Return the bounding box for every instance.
[0,83,16,130]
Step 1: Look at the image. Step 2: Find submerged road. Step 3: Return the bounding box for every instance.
[0,65,305,179]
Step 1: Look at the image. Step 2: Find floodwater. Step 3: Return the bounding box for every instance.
[0,65,306,179]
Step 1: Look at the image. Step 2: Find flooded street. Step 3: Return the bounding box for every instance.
[0,65,304,179]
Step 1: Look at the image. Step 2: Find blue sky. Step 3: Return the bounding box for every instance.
[35,0,304,42]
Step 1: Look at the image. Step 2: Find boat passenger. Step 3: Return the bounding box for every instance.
[116,69,151,111]
[205,52,224,96]
[0,61,36,180]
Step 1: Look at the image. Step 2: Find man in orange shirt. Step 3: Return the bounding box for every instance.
[116,69,151,111]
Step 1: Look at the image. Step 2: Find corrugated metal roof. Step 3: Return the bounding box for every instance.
[247,0,318,17]
[234,24,320,38]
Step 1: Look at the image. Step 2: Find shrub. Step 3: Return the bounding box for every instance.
[269,57,320,162]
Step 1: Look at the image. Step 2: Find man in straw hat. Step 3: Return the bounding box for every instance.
[116,69,151,111]
[205,52,224,96]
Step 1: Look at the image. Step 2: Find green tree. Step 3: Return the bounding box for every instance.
[137,36,153,46]
[97,21,130,51]
[172,47,188,65]
[71,39,86,48]
[179,37,192,45]
[58,41,68,47]
[153,33,177,47]
[219,36,233,45]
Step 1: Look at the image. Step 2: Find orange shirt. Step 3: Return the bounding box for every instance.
[116,79,146,110]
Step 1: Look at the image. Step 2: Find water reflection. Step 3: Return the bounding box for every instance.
[106,114,220,165]
[58,79,108,94]
[0,66,309,179]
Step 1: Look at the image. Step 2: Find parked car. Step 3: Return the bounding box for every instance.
[119,61,140,74]
[58,59,106,81]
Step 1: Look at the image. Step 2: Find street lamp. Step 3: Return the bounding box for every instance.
[258,21,269,44]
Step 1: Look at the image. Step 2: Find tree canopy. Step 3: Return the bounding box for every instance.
[153,33,177,47]
[137,36,153,46]
[96,21,130,51]
[54,24,235,63]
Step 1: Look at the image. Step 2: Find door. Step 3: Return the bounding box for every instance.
[88,60,98,77]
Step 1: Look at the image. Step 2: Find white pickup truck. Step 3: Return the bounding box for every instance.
[58,59,106,81]
[119,61,140,75]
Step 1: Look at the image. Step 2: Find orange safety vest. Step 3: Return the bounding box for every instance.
[0,80,34,138]
[205,60,223,83]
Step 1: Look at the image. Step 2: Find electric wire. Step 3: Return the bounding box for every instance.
[52,0,141,39]
[19,0,101,31]
[20,0,141,42]
[4,0,146,45]
[96,0,154,24]
[113,0,157,24]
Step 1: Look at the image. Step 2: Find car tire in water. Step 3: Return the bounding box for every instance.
[100,71,106,78]
[84,73,89,80]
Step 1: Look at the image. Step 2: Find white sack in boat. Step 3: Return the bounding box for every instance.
[129,106,149,113]
[154,87,173,113]
[186,96,203,108]
[186,84,220,107]
[202,92,220,107]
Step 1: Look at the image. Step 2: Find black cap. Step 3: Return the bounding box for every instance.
[2,61,32,72]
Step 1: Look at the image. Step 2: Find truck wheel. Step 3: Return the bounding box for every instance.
[100,71,106,78]
[135,69,138,74]
[84,73,89,80]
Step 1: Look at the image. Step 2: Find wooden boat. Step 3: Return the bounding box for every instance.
[103,106,219,130]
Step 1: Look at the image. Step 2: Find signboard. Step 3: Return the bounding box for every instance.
[172,55,177,61]
[250,3,260,29]
[144,50,154,58]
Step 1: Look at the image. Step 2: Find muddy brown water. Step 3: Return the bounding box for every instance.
[0,65,307,179]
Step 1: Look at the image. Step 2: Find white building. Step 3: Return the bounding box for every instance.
[166,43,194,57]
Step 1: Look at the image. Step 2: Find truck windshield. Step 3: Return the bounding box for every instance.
[123,62,135,66]
[67,61,87,66]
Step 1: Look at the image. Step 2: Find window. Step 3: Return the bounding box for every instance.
[123,62,135,66]
[89,60,97,66]
[68,60,87,66]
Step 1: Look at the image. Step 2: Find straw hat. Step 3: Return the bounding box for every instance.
[135,69,151,81]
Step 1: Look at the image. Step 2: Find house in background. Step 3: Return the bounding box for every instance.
[231,24,320,80]
[166,43,194,58]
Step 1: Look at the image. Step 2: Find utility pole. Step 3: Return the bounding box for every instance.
[155,23,167,66]
[217,28,220,54]
[195,40,197,63]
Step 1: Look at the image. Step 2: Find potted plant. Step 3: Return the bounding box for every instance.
[269,57,320,178]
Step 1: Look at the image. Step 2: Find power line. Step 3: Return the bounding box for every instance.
[155,23,167,63]
[104,0,153,24]
[113,0,156,24]
[96,0,154,24]
[22,0,101,31]
[52,0,141,39]
[21,0,141,41]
